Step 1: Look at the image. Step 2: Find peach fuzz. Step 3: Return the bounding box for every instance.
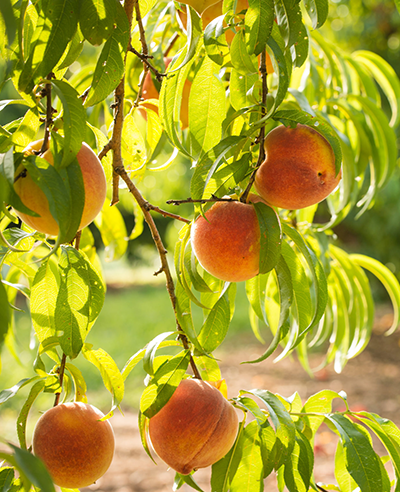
[14,139,107,236]
[191,199,261,282]
[255,124,342,210]
[149,378,239,475]
[32,402,115,489]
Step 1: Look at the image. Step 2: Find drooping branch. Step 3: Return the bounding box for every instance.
[98,0,201,380]
[166,196,236,206]
[240,49,269,203]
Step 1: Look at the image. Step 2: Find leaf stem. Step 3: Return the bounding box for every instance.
[53,353,67,406]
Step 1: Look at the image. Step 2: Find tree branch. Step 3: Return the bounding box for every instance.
[166,196,236,206]
[240,50,269,203]
[39,73,56,155]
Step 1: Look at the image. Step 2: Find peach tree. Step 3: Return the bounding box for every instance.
[1,0,400,491]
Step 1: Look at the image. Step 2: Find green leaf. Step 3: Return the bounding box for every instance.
[18,0,79,93]
[65,363,88,402]
[229,421,264,492]
[326,413,386,492]
[0,467,14,491]
[303,0,329,29]
[140,350,190,418]
[138,411,156,464]
[50,80,87,168]
[351,254,400,336]
[79,0,118,46]
[203,15,229,65]
[252,201,282,275]
[17,380,46,449]
[8,444,56,492]
[174,472,205,492]
[245,390,296,469]
[0,377,40,405]
[22,153,84,244]
[0,278,10,347]
[143,331,176,376]
[85,1,130,107]
[283,429,314,492]
[245,0,274,56]
[0,0,16,45]
[274,0,303,48]
[82,344,124,412]
[230,29,258,75]
[95,203,128,262]
[198,293,230,352]
[54,246,106,358]
[282,224,328,336]
[230,69,258,112]
[302,390,344,435]
[273,109,342,176]
[354,50,400,128]
[188,56,226,159]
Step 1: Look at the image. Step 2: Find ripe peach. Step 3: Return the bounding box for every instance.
[140,57,191,129]
[32,402,115,489]
[191,198,264,282]
[14,139,107,236]
[149,378,238,475]
[254,124,341,210]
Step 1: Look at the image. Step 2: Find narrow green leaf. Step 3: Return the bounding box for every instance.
[8,444,56,492]
[79,0,117,46]
[302,390,344,435]
[18,0,79,93]
[50,80,86,168]
[326,413,386,492]
[351,254,400,336]
[85,1,130,107]
[0,0,16,45]
[274,0,303,48]
[0,377,40,405]
[245,390,296,469]
[198,294,230,352]
[252,201,282,275]
[174,472,205,492]
[138,411,156,464]
[283,429,314,492]
[245,0,274,56]
[17,380,46,449]
[188,56,226,158]
[143,331,176,376]
[0,278,10,347]
[229,421,264,492]
[140,350,190,418]
[203,15,229,65]
[82,344,124,411]
[230,69,258,112]
[65,363,88,402]
[95,203,128,262]
[303,0,329,29]
[0,467,14,491]
[54,246,106,358]
[230,29,258,75]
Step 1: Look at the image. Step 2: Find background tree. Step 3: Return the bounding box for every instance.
[1,0,400,491]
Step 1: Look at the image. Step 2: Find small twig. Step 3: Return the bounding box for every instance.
[74,230,82,250]
[163,32,179,57]
[40,73,55,155]
[316,486,329,492]
[53,353,67,407]
[144,202,190,223]
[166,196,236,206]
[79,87,91,102]
[129,47,167,83]
[240,50,269,203]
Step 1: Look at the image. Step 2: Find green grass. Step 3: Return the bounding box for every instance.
[0,281,257,433]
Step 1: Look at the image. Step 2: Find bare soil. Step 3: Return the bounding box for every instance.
[86,307,400,492]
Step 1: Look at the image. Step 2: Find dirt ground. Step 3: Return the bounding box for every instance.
[83,306,400,492]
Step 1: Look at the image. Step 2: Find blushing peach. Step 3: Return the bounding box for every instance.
[254,124,341,210]
[14,139,106,236]
[191,199,262,282]
[32,402,115,489]
[149,378,238,475]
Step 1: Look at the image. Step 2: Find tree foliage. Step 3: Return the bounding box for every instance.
[1,0,400,491]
